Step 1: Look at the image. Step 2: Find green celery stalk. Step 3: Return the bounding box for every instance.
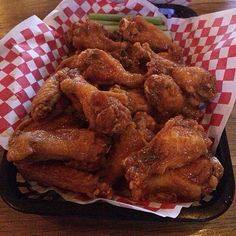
[88,13,163,25]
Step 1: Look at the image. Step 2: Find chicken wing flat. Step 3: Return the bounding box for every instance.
[66,21,127,52]
[124,155,223,202]
[109,85,150,114]
[16,162,112,199]
[124,116,211,176]
[8,119,109,171]
[57,49,144,88]
[31,68,80,121]
[60,76,132,134]
[172,67,217,106]
[119,16,182,57]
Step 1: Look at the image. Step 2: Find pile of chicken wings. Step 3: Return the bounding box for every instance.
[8,16,224,203]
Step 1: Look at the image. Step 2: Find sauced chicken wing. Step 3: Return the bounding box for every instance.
[60,76,132,134]
[16,162,112,199]
[8,126,109,172]
[119,16,182,57]
[104,112,157,183]
[109,85,150,114]
[31,68,80,121]
[124,116,223,202]
[57,49,144,88]
[66,21,127,52]
[124,155,223,202]
[124,116,211,176]
[144,74,185,118]
[172,67,217,106]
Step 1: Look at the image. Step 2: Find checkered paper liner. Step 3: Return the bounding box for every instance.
[0,0,235,218]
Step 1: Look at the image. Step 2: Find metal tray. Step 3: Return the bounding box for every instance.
[0,4,235,221]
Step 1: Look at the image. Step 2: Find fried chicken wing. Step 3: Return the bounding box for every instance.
[57,49,144,88]
[119,16,182,57]
[133,111,157,142]
[104,113,157,183]
[66,21,127,52]
[144,74,185,118]
[16,162,112,199]
[8,118,109,171]
[60,76,132,134]
[172,67,217,106]
[124,155,223,202]
[125,116,211,176]
[31,68,80,121]
[109,85,150,114]
[124,116,222,202]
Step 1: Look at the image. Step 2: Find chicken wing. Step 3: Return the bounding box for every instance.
[172,67,217,106]
[124,116,211,176]
[7,118,110,172]
[104,112,157,183]
[66,21,127,52]
[119,16,182,57]
[109,85,150,114]
[144,74,185,118]
[124,155,223,202]
[57,49,144,88]
[124,116,222,202]
[16,162,112,199]
[60,76,132,134]
[31,68,80,121]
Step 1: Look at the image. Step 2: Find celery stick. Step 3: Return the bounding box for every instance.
[89,13,124,21]
[88,13,163,25]
[103,25,119,32]
[93,20,119,25]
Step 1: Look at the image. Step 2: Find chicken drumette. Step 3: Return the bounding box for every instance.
[57,48,144,88]
[60,76,132,134]
[124,116,223,202]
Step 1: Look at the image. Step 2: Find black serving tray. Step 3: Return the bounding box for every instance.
[0,4,235,221]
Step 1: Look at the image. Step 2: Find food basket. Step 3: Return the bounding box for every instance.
[0,3,234,221]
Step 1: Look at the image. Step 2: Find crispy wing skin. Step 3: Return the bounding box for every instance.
[60,76,132,134]
[8,114,109,171]
[109,85,150,114]
[16,162,112,199]
[110,42,151,74]
[119,16,182,56]
[144,74,185,118]
[31,68,80,121]
[57,49,144,88]
[7,127,109,169]
[66,21,127,52]
[104,112,157,183]
[124,116,223,202]
[124,155,223,202]
[133,111,157,142]
[172,67,217,105]
[31,76,61,121]
[124,116,211,176]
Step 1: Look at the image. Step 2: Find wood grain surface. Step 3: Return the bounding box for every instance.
[0,1,236,235]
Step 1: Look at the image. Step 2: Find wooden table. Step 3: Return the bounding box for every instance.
[0,1,235,235]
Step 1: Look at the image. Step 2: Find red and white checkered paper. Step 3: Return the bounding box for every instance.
[0,0,235,218]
